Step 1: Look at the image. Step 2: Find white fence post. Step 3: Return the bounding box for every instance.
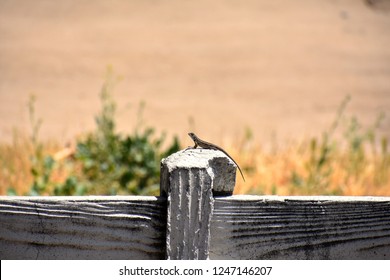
[160,149,237,260]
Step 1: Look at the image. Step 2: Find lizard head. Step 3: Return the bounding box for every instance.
[188,132,196,140]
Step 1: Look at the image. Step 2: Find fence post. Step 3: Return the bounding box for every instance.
[160,149,237,260]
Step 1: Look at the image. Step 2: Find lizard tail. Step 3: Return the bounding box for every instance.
[237,166,245,182]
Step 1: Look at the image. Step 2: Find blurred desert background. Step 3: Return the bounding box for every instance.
[0,0,389,196]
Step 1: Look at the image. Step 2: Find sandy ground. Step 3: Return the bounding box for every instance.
[0,0,390,147]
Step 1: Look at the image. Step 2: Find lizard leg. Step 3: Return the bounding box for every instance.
[184,143,198,151]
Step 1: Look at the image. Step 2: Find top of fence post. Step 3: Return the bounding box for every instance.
[160,149,237,260]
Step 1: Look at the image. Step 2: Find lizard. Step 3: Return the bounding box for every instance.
[187,132,245,182]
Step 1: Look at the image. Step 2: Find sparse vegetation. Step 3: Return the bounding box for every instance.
[0,71,180,196]
[0,85,389,196]
[233,96,390,196]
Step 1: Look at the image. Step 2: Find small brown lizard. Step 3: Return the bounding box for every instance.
[187,132,245,182]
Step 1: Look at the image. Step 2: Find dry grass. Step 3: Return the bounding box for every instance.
[1,134,389,196]
[232,139,390,196]
[0,132,71,195]
[0,133,32,195]
[1,105,389,197]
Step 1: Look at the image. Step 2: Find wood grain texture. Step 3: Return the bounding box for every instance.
[161,150,219,259]
[0,196,166,259]
[2,195,390,260]
[210,196,390,260]
[164,168,214,260]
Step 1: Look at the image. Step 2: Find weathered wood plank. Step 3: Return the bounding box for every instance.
[2,195,390,260]
[0,196,166,260]
[210,195,390,260]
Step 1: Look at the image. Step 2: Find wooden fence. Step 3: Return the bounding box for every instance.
[1,149,390,260]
